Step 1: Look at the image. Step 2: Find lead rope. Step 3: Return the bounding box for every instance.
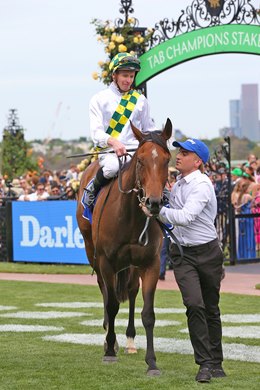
[117,155,150,246]
[138,217,150,246]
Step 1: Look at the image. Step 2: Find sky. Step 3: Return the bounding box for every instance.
[0,0,259,141]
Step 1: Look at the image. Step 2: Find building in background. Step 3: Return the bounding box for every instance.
[229,99,241,138]
[229,84,260,142]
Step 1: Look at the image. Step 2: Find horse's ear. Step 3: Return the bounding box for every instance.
[162,118,172,141]
[130,120,144,142]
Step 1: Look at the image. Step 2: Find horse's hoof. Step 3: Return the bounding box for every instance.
[124,347,137,354]
[147,369,160,376]
[103,356,118,363]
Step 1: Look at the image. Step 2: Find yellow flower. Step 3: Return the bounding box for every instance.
[133,36,139,44]
[118,44,127,52]
[102,70,108,78]
[116,35,124,43]
[108,41,116,50]
[127,17,135,24]
[139,37,144,44]
[111,33,117,41]
[92,72,99,80]
[98,60,104,66]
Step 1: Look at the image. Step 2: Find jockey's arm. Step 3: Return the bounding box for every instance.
[107,137,127,156]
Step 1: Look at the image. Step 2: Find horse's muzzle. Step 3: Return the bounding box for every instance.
[145,197,163,217]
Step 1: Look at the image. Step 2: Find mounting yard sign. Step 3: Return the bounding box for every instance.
[136,24,260,86]
[133,0,260,87]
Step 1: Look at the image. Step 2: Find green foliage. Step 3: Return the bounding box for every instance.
[1,129,38,180]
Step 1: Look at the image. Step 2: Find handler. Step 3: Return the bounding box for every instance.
[84,52,156,207]
[143,138,226,383]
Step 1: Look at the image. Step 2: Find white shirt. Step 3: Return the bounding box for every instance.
[89,82,156,149]
[159,170,218,246]
[19,191,49,201]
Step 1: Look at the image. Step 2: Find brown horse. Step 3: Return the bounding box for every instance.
[76,119,172,375]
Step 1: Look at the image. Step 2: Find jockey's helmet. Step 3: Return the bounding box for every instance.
[109,53,141,74]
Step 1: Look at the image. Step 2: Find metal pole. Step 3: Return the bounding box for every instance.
[224,137,236,265]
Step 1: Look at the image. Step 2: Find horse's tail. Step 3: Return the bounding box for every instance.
[116,269,130,303]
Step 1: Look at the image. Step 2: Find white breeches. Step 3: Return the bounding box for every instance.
[98,153,132,179]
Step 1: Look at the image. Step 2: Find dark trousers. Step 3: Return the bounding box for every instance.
[171,238,224,366]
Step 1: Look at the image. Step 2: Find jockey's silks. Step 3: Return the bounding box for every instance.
[106,89,141,138]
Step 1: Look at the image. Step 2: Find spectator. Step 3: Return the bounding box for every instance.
[18,182,49,201]
[48,182,61,200]
[11,178,24,197]
[19,176,32,196]
[232,179,255,259]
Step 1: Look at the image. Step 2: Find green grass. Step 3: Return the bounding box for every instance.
[0,281,259,390]
[0,261,91,274]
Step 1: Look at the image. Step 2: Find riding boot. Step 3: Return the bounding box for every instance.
[84,168,110,207]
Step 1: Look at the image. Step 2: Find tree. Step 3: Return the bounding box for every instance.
[1,109,38,180]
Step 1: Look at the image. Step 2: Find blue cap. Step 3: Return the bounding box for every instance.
[172,138,210,164]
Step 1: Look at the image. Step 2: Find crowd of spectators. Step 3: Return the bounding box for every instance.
[0,164,81,205]
[1,153,260,259]
[208,153,260,259]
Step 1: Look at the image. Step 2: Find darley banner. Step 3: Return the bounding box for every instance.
[136,24,260,86]
[11,201,88,264]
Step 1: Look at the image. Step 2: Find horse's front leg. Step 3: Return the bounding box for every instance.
[141,266,160,376]
[101,262,120,362]
[125,268,140,354]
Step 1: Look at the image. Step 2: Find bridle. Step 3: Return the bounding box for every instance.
[117,131,170,202]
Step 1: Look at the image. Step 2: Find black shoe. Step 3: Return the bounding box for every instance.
[195,366,212,383]
[159,275,165,280]
[210,365,226,378]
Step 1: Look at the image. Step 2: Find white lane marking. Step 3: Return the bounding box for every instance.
[0,305,17,311]
[80,319,181,327]
[0,325,64,332]
[0,311,89,319]
[221,314,260,323]
[43,333,260,363]
[36,302,103,308]
[180,326,260,339]
[119,308,185,314]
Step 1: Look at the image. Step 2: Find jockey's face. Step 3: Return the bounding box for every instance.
[113,70,136,92]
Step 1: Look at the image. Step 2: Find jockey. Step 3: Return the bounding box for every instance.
[84,52,157,207]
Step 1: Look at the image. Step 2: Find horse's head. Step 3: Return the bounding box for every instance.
[131,118,172,217]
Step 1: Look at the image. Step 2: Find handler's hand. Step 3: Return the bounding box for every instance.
[139,203,153,217]
[107,137,126,156]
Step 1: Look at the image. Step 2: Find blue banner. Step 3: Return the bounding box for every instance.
[12,201,89,264]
